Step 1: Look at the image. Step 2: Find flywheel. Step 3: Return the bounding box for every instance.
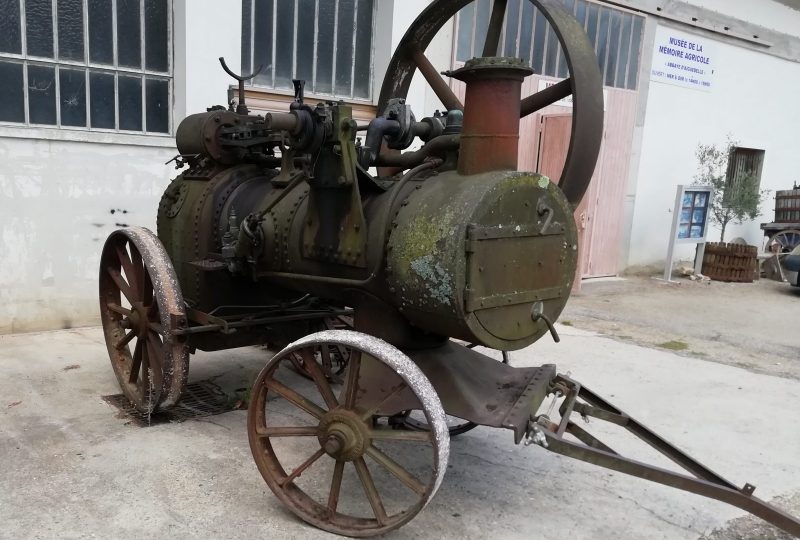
[378,0,604,206]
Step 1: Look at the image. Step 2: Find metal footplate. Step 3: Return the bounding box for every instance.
[525,374,800,537]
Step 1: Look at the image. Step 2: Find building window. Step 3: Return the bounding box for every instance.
[725,147,765,200]
[241,0,375,101]
[0,0,172,134]
[456,0,644,91]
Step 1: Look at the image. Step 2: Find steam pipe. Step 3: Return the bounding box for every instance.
[374,135,460,168]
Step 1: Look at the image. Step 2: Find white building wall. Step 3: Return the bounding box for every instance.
[628,17,800,266]
[0,0,451,334]
[0,137,176,333]
[0,0,240,334]
[680,0,800,36]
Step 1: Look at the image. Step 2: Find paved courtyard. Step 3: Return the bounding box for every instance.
[1,285,798,540]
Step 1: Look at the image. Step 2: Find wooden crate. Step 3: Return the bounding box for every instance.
[701,242,757,283]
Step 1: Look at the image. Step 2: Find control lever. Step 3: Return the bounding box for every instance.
[292,79,305,106]
[219,57,263,115]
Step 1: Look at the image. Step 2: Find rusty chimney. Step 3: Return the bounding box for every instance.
[449,57,533,176]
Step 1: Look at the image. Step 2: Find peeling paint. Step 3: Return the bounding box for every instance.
[410,254,453,305]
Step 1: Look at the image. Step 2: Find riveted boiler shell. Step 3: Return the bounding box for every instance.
[386,170,578,350]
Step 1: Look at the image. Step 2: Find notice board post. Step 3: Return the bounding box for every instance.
[663,185,714,282]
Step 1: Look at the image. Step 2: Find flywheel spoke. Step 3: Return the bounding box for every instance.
[366,445,427,496]
[279,448,326,487]
[264,377,327,419]
[482,0,508,57]
[354,457,388,525]
[411,47,463,112]
[327,459,345,516]
[520,78,573,117]
[299,348,339,409]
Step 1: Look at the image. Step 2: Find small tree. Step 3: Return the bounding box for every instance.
[693,137,769,242]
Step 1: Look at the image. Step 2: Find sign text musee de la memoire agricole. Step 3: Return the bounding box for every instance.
[651,26,715,92]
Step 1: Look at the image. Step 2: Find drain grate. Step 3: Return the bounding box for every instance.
[103,380,236,427]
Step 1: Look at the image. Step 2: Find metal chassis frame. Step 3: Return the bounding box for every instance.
[177,304,353,337]
[529,374,800,537]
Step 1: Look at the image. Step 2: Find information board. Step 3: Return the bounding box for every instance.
[663,185,714,281]
[651,26,715,92]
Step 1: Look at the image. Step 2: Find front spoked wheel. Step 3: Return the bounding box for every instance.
[248,330,449,537]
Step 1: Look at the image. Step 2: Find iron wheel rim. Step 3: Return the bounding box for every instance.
[248,330,449,537]
[98,226,188,413]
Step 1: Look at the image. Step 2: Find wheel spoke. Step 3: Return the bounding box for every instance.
[482,0,508,57]
[411,47,463,111]
[360,381,408,421]
[129,338,143,384]
[319,343,334,378]
[366,445,427,496]
[279,448,326,487]
[115,244,139,294]
[142,263,154,307]
[255,426,319,438]
[107,303,132,317]
[327,459,345,517]
[370,428,433,443]
[115,329,136,350]
[264,377,327,419]
[129,242,146,302]
[148,321,164,335]
[520,78,573,117]
[146,330,163,386]
[139,337,150,391]
[107,267,135,304]
[300,348,339,409]
[354,457,388,525]
[340,350,362,409]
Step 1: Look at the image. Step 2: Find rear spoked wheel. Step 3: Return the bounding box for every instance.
[248,330,449,537]
[99,226,189,413]
[286,315,353,383]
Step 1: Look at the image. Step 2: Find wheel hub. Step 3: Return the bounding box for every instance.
[318,409,370,461]
[125,303,149,337]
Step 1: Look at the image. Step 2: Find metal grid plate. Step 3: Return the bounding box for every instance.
[102,381,235,427]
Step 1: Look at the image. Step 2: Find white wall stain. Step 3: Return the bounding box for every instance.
[0,137,176,333]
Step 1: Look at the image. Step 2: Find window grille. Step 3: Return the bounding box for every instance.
[241,0,375,101]
[456,0,644,91]
[0,0,172,134]
[726,147,765,192]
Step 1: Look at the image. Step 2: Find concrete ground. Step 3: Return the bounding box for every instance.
[1,279,799,539]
